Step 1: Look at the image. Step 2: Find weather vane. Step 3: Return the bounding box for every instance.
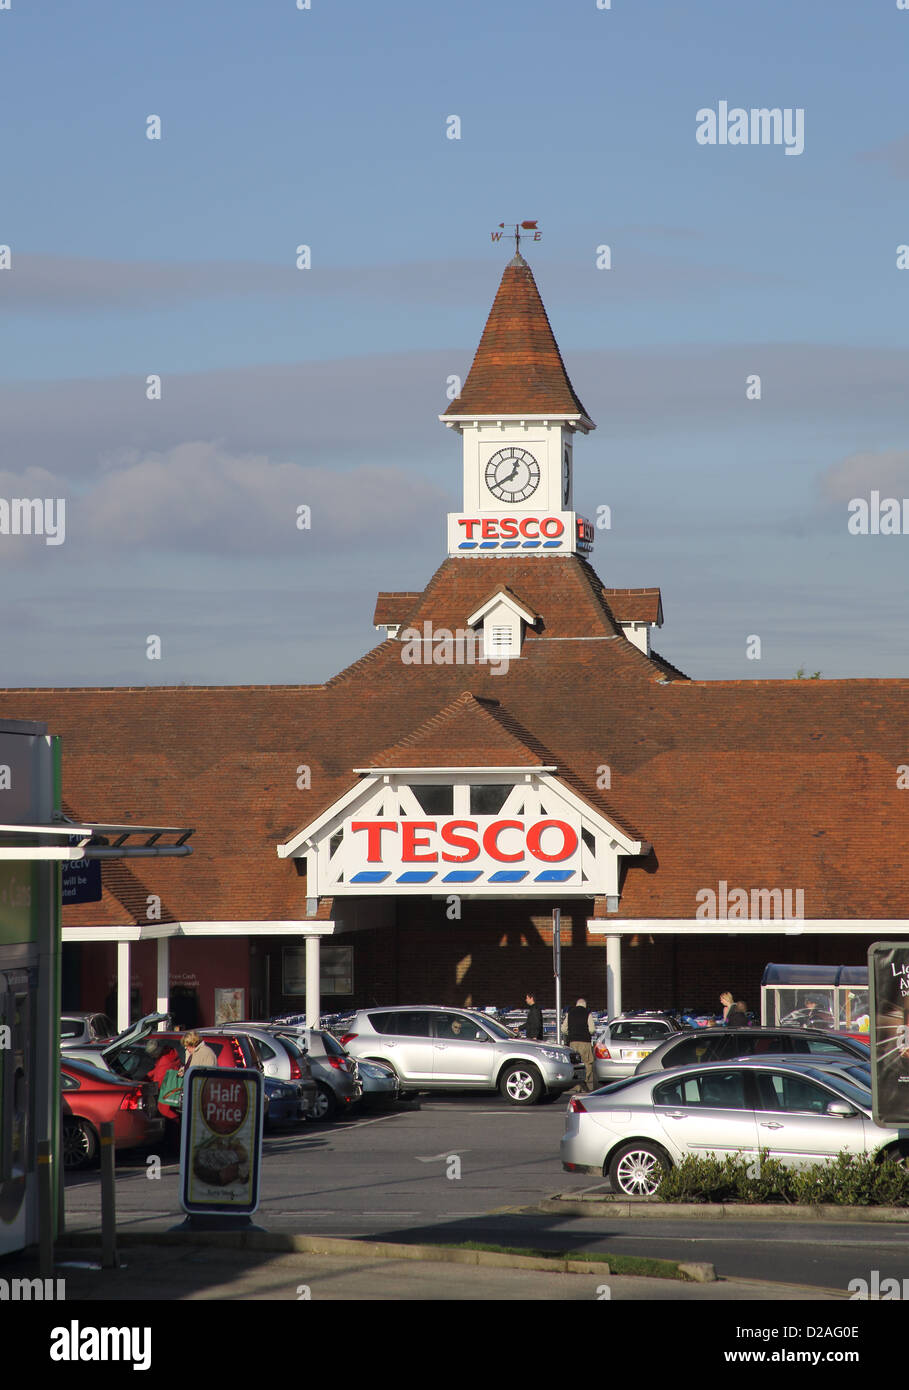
[491,220,541,253]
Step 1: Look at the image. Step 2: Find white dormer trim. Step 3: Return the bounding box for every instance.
[621,621,653,656]
[468,590,537,661]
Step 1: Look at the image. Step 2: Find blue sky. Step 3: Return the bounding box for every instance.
[1,0,907,684]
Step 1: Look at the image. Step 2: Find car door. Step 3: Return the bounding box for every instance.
[383,1011,436,1083]
[750,1068,868,1167]
[653,1069,760,1162]
[431,1012,496,1085]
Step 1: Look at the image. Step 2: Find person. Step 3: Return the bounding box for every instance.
[563,998,596,1092]
[720,991,734,1024]
[524,993,544,1041]
[720,993,748,1027]
[179,1030,218,1073]
[145,1038,180,1086]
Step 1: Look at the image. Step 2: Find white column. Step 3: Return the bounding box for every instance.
[116,941,130,1031]
[156,936,170,1016]
[305,934,321,1028]
[605,934,622,1018]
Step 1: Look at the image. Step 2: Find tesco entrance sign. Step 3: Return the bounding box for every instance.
[345,814,583,888]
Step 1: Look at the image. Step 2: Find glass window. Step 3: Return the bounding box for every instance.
[753,1071,832,1114]
[392,1012,433,1038]
[469,784,513,815]
[319,1030,348,1057]
[255,1039,276,1061]
[60,1073,79,1091]
[367,1012,398,1035]
[654,1070,748,1109]
[801,1036,853,1055]
[732,1033,789,1055]
[661,1037,715,1067]
[433,1013,488,1042]
[410,784,454,815]
[610,1022,671,1042]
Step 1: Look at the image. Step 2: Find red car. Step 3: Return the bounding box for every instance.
[61,1057,164,1170]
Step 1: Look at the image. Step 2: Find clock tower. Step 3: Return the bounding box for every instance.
[441,252,595,556]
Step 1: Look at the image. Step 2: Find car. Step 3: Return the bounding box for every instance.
[356,1058,400,1109]
[222,1025,317,1117]
[561,1059,908,1196]
[593,1013,683,1082]
[263,1076,310,1128]
[267,1026,362,1122]
[60,1012,116,1047]
[334,1005,584,1105]
[61,1011,172,1070]
[633,1027,870,1076]
[61,1056,164,1170]
[731,1052,872,1092]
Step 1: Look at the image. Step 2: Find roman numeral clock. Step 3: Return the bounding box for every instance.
[484,448,541,503]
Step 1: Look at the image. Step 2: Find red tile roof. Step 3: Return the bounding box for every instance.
[373,592,422,627]
[0,552,906,927]
[602,587,663,625]
[443,255,593,422]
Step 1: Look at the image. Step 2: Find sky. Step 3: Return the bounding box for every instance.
[1,0,907,685]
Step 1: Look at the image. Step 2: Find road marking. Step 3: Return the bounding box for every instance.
[331,1111,410,1132]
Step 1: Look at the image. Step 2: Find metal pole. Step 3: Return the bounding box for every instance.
[552,908,561,1044]
[38,1140,54,1277]
[99,1121,118,1268]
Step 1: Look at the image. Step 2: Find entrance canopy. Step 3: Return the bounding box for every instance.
[278,765,646,899]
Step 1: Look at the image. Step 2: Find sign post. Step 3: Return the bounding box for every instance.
[179,1067,263,1228]
[869,942,909,1127]
[552,908,561,1044]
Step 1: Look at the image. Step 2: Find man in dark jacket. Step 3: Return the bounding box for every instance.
[524,993,544,1040]
[563,998,596,1091]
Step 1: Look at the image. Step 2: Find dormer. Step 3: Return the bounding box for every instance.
[601,587,664,656]
[467,585,539,660]
[373,591,421,641]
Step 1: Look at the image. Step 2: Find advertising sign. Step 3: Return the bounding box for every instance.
[344,813,583,889]
[180,1067,263,1216]
[447,510,593,556]
[869,942,909,1127]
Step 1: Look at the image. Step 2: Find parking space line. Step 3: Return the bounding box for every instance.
[333,1112,411,1132]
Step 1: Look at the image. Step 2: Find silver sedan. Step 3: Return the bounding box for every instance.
[561,1059,908,1197]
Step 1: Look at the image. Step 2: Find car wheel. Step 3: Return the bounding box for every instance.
[499,1063,543,1105]
[608,1141,669,1197]
[310,1083,337,1123]
[62,1119,98,1170]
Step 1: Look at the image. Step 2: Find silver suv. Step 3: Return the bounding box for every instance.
[337,1006,583,1105]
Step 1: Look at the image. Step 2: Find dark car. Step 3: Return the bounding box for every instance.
[61,1057,164,1170]
[633,1027,870,1076]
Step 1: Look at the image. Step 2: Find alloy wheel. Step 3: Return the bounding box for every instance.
[615,1148,663,1196]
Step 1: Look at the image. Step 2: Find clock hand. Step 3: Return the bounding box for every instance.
[499,464,520,484]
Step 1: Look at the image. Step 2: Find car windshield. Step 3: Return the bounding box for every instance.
[464,1014,511,1039]
[610,1022,670,1042]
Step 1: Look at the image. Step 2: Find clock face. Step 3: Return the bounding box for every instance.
[485,448,541,503]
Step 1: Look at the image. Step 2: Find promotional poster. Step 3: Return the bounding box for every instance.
[179,1067,263,1216]
[869,943,909,1128]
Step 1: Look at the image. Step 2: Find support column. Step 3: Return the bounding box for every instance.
[305,934,321,1028]
[116,941,130,1031]
[605,934,622,1018]
[155,936,170,1017]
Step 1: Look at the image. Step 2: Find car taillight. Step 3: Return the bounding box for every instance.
[231,1039,244,1066]
[339,1033,358,1045]
[569,1096,587,1113]
[595,1045,611,1059]
[289,1058,301,1080]
[327,1056,348,1071]
[120,1087,145,1112]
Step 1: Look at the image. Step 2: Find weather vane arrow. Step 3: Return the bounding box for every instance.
[491,220,541,252]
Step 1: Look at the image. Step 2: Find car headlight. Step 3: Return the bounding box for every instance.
[538,1048,570,1063]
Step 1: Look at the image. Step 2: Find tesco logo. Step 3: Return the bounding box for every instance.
[349,818,579,864]
[457,517,565,541]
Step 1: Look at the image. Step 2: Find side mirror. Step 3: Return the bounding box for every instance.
[826,1100,856,1117]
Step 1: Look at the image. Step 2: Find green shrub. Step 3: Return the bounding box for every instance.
[655,1150,909,1205]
